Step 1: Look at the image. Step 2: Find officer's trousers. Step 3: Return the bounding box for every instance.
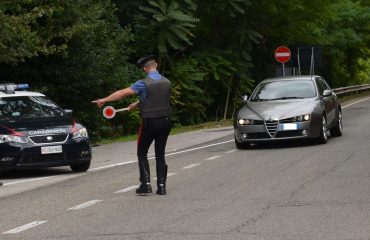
[137,117,171,184]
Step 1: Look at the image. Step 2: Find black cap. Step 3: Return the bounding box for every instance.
[137,55,156,67]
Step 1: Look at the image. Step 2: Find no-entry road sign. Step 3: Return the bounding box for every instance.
[275,46,291,63]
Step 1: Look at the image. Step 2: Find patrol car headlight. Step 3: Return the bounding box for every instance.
[72,128,89,139]
[0,135,28,144]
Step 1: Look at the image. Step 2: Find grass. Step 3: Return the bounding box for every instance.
[96,119,233,145]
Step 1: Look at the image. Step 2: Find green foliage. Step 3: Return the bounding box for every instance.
[191,49,254,119]
[352,48,370,84]
[0,1,69,64]
[138,0,199,53]
[320,0,370,86]
[213,0,251,17]
[169,57,206,124]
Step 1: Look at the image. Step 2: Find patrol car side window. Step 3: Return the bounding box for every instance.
[0,96,63,120]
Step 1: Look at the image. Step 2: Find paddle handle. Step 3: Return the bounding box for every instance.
[115,107,129,112]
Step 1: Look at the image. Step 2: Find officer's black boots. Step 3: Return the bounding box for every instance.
[136,183,152,194]
[156,181,166,195]
[136,165,168,195]
[156,165,168,195]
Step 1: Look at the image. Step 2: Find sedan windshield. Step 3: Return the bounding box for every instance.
[250,80,316,102]
[0,96,65,120]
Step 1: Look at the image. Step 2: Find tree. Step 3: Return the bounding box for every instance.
[138,0,199,54]
[0,1,70,64]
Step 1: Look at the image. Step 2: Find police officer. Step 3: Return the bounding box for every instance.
[93,55,171,195]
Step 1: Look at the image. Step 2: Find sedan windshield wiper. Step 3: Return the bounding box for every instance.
[269,97,304,100]
[252,99,273,102]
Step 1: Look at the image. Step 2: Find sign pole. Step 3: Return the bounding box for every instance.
[274,46,291,77]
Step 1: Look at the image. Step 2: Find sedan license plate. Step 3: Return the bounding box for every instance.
[41,145,63,155]
[280,123,298,130]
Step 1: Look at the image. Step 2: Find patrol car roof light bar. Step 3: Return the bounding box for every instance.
[0,83,29,94]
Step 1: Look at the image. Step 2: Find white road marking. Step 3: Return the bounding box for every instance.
[182,163,201,169]
[3,221,47,234]
[342,97,370,109]
[165,140,234,157]
[152,172,177,180]
[67,200,102,211]
[3,177,53,186]
[206,155,222,161]
[167,172,177,177]
[225,149,237,154]
[114,185,139,194]
[89,160,137,171]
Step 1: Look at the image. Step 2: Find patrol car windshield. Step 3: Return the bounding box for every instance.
[0,96,64,120]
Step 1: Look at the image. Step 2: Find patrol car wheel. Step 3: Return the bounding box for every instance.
[70,160,91,172]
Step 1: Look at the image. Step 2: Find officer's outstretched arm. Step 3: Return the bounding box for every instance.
[93,87,135,108]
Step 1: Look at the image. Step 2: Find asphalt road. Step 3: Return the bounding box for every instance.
[1,96,370,240]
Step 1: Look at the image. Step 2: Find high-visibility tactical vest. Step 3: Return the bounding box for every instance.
[140,77,171,118]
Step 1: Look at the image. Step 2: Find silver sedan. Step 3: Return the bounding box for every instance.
[234,76,343,149]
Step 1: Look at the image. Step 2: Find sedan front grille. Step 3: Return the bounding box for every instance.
[279,118,295,123]
[265,120,279,137]
[29,134,69,144]
[252,120,264,125]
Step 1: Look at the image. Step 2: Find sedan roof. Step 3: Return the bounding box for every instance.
[262,75,320,83]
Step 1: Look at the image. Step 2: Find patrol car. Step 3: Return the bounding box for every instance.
[0,83,92,171]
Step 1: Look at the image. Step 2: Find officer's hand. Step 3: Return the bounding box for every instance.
[92,99,105,108]
[128,102,139,111]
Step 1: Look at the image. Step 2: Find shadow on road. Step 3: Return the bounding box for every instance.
[247,139,327,150]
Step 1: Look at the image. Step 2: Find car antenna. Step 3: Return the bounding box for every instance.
[297,47,301,76]
[310,46,315,80]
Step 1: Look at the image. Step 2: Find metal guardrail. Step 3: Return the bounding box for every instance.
[333,84,370,95]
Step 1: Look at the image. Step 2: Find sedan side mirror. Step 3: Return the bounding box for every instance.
[323,90,333,97]
[241,95,249,103]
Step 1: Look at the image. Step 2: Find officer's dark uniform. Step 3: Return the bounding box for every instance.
[134,56,171,195]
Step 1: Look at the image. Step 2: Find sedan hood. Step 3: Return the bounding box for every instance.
[239,99,316,120]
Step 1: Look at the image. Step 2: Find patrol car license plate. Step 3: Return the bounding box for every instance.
[41,145,62,154]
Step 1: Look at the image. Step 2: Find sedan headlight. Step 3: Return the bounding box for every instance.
[72,128,89,139]
[0,135,28,144]
[292,114,310,122]
[238,119,255,125]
